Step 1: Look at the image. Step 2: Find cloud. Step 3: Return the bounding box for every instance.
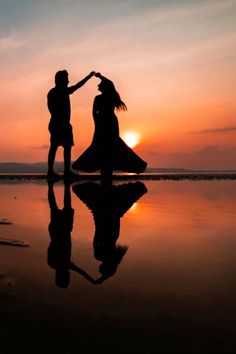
[33,144,49,150]
[144,144,236,170]
[197,145,219,155]
[191,126,236,134]
[0,33,25,51]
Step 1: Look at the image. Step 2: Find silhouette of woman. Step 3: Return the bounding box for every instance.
[72,73,147,181]
[73,181,147,284]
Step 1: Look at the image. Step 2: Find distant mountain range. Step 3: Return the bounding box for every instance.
[0,162,235,174]
[0,162,194,173]
[0,162,63,173]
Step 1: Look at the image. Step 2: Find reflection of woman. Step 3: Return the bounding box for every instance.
[47,181,95,288]
[72,73,147,181]
[73,181,147,284]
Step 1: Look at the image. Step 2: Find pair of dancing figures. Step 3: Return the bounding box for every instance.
[47,71,147,181]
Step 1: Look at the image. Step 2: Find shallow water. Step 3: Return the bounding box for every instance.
[0,180,236,354]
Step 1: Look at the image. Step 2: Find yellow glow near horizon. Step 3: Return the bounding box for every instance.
[123,131,140,148]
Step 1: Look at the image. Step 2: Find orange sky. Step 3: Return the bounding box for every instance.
[0,0,236,169]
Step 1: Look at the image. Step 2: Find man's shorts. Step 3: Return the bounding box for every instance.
[49,122,74,147]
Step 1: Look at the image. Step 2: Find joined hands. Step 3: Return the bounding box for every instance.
[89,71,103,79]
[95,72,102,78]
[89,72,102,79]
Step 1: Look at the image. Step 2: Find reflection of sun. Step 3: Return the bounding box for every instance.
[130,202,137,211]
[122,131,140,148]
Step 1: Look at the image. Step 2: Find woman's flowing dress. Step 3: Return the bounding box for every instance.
[72,95,147,173]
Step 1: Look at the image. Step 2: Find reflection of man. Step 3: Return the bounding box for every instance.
[48,181,74,288]
[47,181,95,288]
[47,70,95,179]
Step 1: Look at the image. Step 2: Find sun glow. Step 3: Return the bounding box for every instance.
[122,131,140,148]
[130,202,137,211]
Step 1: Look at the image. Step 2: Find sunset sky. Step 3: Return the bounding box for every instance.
[0,0,236,169]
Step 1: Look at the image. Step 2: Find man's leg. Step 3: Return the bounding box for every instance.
[64,146,78,178]
[47,144,59,177]
[64,146,71,174]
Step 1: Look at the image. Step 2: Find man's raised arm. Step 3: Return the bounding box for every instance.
[68,71,95,94]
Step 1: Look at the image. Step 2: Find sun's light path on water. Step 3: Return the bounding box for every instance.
[122,131,140,148]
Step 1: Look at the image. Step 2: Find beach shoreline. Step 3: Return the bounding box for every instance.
[0,172,236,181]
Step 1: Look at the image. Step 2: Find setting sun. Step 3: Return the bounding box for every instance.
[122,131,140,148]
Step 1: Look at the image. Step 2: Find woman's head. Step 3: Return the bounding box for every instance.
[98,76,127,111]
[98,78,115,93]
[97,245,129,282]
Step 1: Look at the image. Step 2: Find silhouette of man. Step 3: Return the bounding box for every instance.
[47,70,95,179]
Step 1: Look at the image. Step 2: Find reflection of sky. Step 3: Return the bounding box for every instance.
[1,180,236,352]
[1,180,236,242]
[0,1,236,168]
[0,181,236,274]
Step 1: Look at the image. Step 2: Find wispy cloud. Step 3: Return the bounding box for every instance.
[197,145,219,155]
[0,33,25,51]
[191,126,236,134]
[145,144,236,169]
[33,144,49,150]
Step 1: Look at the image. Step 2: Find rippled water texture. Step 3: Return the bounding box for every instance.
[0,180,236,353]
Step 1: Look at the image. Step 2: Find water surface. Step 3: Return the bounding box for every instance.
[0,180,236,353]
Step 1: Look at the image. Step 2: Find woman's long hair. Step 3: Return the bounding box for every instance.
[100,78,127,111]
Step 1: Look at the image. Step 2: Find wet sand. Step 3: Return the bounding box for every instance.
[1,180,236,353]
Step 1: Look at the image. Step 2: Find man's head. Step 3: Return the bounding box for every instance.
[55,70,69,87]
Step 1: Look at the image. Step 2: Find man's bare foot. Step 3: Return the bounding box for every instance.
[63,171,79,179]
[47,171,60,180]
